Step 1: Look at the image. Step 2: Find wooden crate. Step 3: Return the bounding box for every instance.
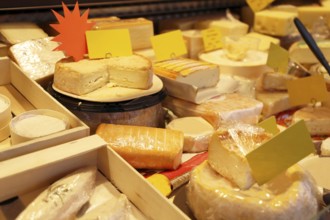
[0,56,90,161]
[0,135,189,220]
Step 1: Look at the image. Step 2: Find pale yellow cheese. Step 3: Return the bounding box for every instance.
[290,40,330,64]
[167,117,214,153]
[298,6,330,30]
[261,72,297,91]
[182,30,204,59]
[209,19,249,37]
[320,137,330,156]
[254,10,297,36]
[245,32,280,51]
[256,91,293,117]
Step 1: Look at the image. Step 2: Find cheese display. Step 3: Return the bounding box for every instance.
[254,10,297,37]
[182,30,204,59]
[298,6,330,30]
[9,37,66,80]
[186,161,319,220]
[292,106,330,136]
[16,166,97,220]
[153,58,219,89]
[0,22,48,45]
[166,117,214,153]
[244,32,280,51]
[96,124,184,170]
[163,93,263,129]
[208,124,272,189]
[256,91,294,117]
[289,40,330,64]
[54,54,153,96]
[91,17,154,50]
[261,72,297,91]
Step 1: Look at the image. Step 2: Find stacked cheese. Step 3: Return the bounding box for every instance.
[153,58,220,104]
[54,54,153,96]
[186,124,320,220]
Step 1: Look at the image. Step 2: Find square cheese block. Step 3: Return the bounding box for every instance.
[91,17,154,50]
[256,91,294,117]
[244,32,280,51]
[254,10,297,37]
[208,124,272,189]
[162,93,263,129]
[0,22,48,45]
[289,40,330,64]
[182,30,204,59]
[292,106,330,136]
[261,72,297,91]
[154,58,219,90]
[209,19,249,37]
[298,6,330,30]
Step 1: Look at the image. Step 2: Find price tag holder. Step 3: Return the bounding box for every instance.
[258,116,279,135]
[266,43,289,73]
[246,0,275,12]
[201,28,222,52]
[246,120,315,185]
[86,29,132,59]
[151,30,187,61]
[287,74,328,106]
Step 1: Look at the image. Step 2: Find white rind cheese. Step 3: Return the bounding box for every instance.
[187,161,319,220]
[167,117,214,152]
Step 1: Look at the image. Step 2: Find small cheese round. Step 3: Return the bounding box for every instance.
[166,117,214,152]
[187,161,319,220]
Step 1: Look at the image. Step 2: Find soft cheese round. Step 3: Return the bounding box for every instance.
[186,161,320,220]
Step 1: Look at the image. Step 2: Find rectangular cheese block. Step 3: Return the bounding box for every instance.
[254,10,297,36]
[182,30,204,59]
[208,124,272,189]
[256,91,293,117]
[96,124,184,170]
[298,6,330,30]
[91,17,154,50]
[209,19,249,37]
[162,93,263,129]
[244,32,280,51]
[289,40,330,64]
[154,58,219,89]
[261,72,297,91]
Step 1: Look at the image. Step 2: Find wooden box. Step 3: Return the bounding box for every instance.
[0,135,189,220]
[0,56,89,161]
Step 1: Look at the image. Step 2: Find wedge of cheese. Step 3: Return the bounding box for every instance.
[162,93,263,129]
[256,91,294,117]
[91,17,154,50]
[154,58,219,89]
[208,124,272,189]
[254,10,297,36]
[292,106,330,136]
[261,72,297,91]
[96,124,184,170]
[187,161,319,220]
[167,117,214,153]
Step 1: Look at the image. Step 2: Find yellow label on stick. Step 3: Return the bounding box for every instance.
[258,116,279,135]
[151,30,187,61]
[266,43,289,73]
[246,0,275,12]
[86,29,132,59]
[287,74,328,106]
[246,120,315,185]
[201,28,222,52]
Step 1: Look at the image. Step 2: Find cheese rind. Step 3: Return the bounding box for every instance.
[187,161,319,220]
[96,124,184,170]
[167,117,214,152]
[208,124,272,189]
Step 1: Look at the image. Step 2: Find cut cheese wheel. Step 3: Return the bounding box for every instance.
[96,124,184,170]
[167,117,214,152]
[187,161,319,220]
[208,124,272,189]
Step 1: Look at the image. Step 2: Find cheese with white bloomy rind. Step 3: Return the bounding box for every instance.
[154,58,219,89]
[187,161,319,220]
[254,10,297,37]
[162,93,263,129]
[256,91,294,117]
[167,117,214,152]
[208,124,272,189]
[298,6,330,30]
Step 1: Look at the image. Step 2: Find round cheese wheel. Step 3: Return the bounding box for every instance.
[186,161,319,220]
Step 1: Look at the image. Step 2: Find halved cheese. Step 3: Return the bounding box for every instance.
[208,124,272,189]
[187,161,319,220]
[167,117,214,153]
[163,93,263,129]
[292,106,330,136]
[96,124,184,170]
[154,58,219,89]
[256,91,293,117]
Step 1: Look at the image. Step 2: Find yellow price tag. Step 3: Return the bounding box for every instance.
[266,43,289,73]
[151,30,187,61]
[246,0,275,12]
[246,120,315,185]
[86,29,132,59]
[287,74,328,106]
[201,28,222,52]
[258,116,279,136]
